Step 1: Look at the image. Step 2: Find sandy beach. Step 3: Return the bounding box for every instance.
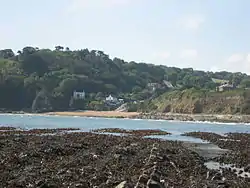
[45,111,139,118]
[44,111,250,123]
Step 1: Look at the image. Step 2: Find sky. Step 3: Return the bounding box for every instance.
[1,0,250,74]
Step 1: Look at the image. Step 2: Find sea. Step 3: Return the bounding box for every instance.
[0,113,250,143]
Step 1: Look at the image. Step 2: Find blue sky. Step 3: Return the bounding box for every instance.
[1,0,250,74]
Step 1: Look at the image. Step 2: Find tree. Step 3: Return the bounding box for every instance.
[88,101,105,111]
[104,84,117,94]
[56,78,78,93]
[0,49,15,59]
[240,78,250,88]
[69,97,85,110]
[21,54,49,76]
[1,45,249,113]
[55,46,64,51]
[132,86,142,93]
[22,46,36,56]
[166,72,177,86]
[96,92,104,100]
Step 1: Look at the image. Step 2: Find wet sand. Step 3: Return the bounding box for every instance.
[0,127,250,187]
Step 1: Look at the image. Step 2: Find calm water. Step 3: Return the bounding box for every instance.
[1,114,250,143]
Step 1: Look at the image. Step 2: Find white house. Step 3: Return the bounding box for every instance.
[217,84,234,92]
[73,90,85,99]
[105,94,124,106]
[105,94,118,102]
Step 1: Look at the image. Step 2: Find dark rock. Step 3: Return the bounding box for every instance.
[138,174,149,184]
[35,180,44,186]
[244,165,250,172]
[147,179,163,188]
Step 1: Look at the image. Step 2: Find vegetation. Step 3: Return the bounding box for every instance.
[1,46,250,113]
[138,88,250,114]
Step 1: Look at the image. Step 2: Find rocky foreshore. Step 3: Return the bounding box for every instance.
[0,127,250,187]
[135,113,250,124]
[182,132,250,168]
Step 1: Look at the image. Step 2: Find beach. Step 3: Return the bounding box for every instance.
[44,111,250,124]
[45,111,139,118]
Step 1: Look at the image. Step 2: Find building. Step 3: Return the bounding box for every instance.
[217,84,234,92]
[105,95,123,106]
[105,94,117,102]
[147,83,162,91]
[118,99,124,103]
[73,90,85,99]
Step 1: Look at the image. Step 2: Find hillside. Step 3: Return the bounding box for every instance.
[140,88,250,115]
[1,46,250,113]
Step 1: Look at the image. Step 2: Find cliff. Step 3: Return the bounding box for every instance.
[147,88,250,115]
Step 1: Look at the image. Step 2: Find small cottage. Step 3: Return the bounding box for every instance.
[105,95,123,106]
[73,90,85,99]
[105,95,118,102]
[217,84,234,92]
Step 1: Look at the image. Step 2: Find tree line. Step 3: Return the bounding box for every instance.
[1,46,250,112]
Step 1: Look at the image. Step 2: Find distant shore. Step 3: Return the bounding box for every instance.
[136,113,250,124]
[44,111,250,124]
[45,111,140,118]
[1,110,250,124]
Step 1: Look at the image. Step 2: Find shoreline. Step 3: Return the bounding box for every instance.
[1,110,250,124]
[136,113,250,124]
[45,111,140,118]
[45,111,250,124]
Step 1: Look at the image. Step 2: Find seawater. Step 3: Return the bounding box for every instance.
[0,114,250,143]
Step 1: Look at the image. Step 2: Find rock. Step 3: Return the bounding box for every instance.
[150,171,161,182]
[38,183,57,188]
[244,165,250,172]
[138,174,149,184]
[147,179,164,188]
[35,180,44,187]
[115,181,127,188]
[212,173,223,181]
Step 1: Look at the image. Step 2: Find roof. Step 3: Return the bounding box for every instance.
[163,80,174,88]
[74,90,85,93]
[219,84,233,88]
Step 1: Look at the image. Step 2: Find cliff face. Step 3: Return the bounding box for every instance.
[151,89,250,114]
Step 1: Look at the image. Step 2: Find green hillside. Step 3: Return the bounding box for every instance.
[1,46,250,112]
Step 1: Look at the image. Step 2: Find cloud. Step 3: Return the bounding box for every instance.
[180,49,198,59]
[227,53,245,63]
[225,53,250,74]
[247,54,250,62]
[152,51,171,59]
[68,0,131,12]
[179,16,204,30]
